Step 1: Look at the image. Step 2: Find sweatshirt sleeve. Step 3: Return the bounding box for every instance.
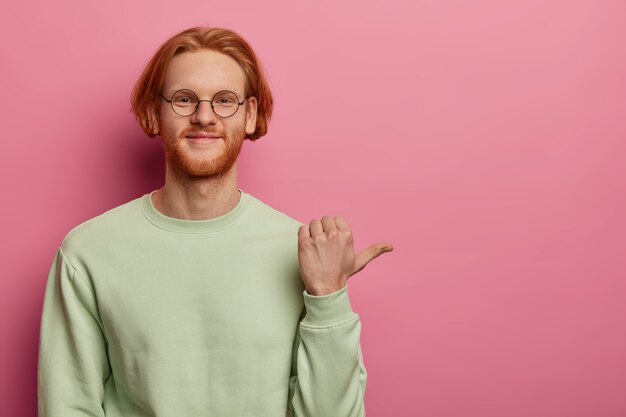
[37,247,111,417]
[287,285,367,417]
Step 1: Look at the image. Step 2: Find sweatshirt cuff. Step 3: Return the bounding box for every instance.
[301,285,357,328]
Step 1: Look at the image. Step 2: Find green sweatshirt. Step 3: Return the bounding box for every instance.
[37,189,367,417]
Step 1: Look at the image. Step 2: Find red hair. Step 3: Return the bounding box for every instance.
[130,27,273,141]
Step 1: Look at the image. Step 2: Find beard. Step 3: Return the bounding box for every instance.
[161,125,245,180]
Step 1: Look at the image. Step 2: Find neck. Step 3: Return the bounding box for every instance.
[151,162,241,220]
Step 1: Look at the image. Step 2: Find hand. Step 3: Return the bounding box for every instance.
[297,216,394,296]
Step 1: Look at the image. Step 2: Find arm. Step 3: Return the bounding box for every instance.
[37,248,110,417]
[288,285,367,417]
[291,215,392,416]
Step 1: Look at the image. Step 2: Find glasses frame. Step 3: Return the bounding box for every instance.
[160,89,247,118]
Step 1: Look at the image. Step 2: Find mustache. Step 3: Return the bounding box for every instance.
[181,130,223,137]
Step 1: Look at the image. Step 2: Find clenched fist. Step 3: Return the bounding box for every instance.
[297,216,393,296]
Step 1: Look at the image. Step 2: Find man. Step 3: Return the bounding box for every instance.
[37,26,393,417]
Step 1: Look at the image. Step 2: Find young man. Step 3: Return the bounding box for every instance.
[37,27,393,417]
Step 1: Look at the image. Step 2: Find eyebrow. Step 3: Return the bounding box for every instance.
[166,87,244,97]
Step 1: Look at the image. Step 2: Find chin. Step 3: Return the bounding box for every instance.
[164,132,244,178]
[173,155,237,178]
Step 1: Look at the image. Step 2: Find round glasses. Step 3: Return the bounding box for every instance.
[160,89,246,118]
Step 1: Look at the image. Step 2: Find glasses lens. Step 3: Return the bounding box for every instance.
[212,91,240,117]
[171,90,198,116]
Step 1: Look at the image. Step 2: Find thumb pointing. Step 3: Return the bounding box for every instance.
[352,243,394,276]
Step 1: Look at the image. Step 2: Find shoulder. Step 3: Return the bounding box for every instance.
[244,192,306,230]
[59,195,143,262]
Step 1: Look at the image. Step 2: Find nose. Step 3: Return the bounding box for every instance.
[190,100,218,126]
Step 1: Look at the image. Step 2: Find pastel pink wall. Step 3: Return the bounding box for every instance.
[1,0,625,416]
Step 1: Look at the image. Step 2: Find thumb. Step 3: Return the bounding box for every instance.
[351,243,394,277]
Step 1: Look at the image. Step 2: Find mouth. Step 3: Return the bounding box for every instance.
[184,133,223,144]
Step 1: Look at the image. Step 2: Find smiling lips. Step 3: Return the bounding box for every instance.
[186,132,221,138]
[185,133,222,143]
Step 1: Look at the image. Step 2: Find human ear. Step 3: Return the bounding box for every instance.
[244,96,258,136]
[146,102,160,137]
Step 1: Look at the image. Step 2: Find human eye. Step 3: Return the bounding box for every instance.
[214,93,237,106]
[172,92,197,106]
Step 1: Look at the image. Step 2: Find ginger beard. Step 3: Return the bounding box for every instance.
[161,125,246,179]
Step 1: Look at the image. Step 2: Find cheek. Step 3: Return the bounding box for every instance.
[220,118,242,134]
[160,116,185,139]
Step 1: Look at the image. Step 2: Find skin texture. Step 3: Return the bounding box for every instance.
[147,49,393,296]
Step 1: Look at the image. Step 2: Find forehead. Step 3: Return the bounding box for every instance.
[163,49,246,96]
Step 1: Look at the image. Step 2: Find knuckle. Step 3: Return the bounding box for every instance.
[314,233,326,242]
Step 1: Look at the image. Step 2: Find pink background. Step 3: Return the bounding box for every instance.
[1,0,625,416]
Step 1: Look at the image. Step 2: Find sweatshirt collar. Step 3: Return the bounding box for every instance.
[140,188,249,233]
